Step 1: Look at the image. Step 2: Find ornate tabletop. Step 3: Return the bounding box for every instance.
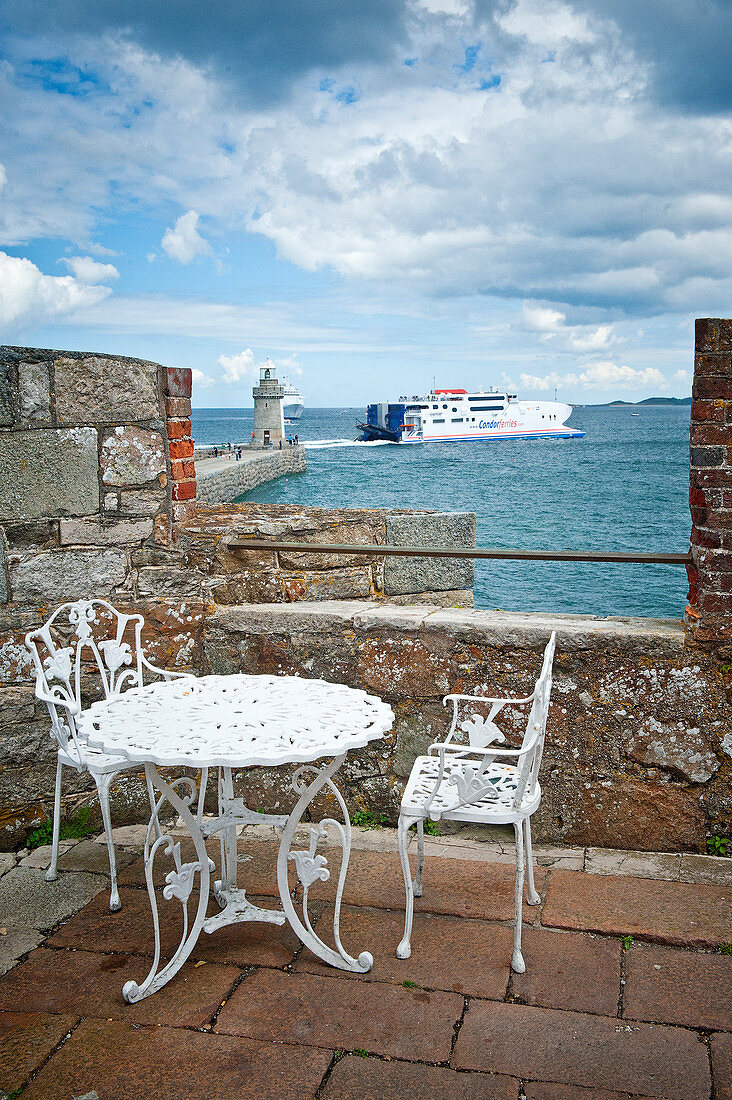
[81,673,393,767]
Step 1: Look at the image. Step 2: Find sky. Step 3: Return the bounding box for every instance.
[1,0,731,408]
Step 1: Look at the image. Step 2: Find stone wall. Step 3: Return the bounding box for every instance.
[196,448,306,504]
[686,318,732,657]
[203,603,731,852]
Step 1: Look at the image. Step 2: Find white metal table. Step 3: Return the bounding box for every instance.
[81,673,394,1002]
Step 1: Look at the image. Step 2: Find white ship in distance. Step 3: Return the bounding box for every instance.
[282,377,304,420]
[356,387,585,443]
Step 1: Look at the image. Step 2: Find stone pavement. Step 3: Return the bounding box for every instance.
[0,827,730,1099]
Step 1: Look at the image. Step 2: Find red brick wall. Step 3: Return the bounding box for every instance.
[686,318,732,650]
[164,367,197,521]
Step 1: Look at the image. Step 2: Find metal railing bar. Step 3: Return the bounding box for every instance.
[228,539,692,567]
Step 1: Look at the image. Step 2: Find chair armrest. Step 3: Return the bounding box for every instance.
[140,654,196,682]
[429,740,533,759]
[33,680,79,716]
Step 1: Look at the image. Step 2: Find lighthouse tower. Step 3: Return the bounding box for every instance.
[251,359,285,446]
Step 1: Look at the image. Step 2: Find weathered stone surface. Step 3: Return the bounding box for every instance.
[100,425,166,486]
[0,427,99,521]
[453,1001,710,1099]
[321,1056,518,1100]
[0,536,7,604]
[211,601,367,635]
[18,360,51,425]
[2,520,57,549]
[215,969,464,1062]
[623,941,732,1030]
[585,848,681,881]
[0,867,106,931]
[136,565,202,598]
[10,548,127,603]
[54,354,160,424]
[0,361,14,425]
[0,1011,78,1093]
[0,632,35,683]
[559,778,706,852]
[58,517,153,546]
[384,511,475,594]
[543,869,732,947]
[20,1018,332,1100]
[389,587,474,606]
[392,701,449,777]
[628,719,720,782]
[281,566,373,601]
[119,487,166,515]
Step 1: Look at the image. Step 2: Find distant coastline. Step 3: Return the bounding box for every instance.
[583,396,692,408]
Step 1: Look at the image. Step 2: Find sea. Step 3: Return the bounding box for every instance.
[190,405,691,620]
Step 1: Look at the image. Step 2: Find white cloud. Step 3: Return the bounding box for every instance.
[0,251,111,331]
[519,360,667,393]
[673,369,691,386]
[218,348,256,383]
[161,210,211,264]
[191,367,215,388]
[62,255,120,284]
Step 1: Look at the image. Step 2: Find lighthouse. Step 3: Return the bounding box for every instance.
[251,359,285,446]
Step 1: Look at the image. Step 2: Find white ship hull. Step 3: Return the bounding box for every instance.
[358,389,585,443]
[283,401,304,420]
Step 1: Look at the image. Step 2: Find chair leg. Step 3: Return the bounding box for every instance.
[523,817,541,905]
[396,814,416,959]
[94,770,121,912]
[144,769,161,841]
[196,767,209,825]
[414,818,424,897]
[511,820,526,973]
[45,758,64,883]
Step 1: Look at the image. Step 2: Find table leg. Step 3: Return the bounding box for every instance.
[121,764,211,1004]
[214,767,238,907]
[277,753,373,974]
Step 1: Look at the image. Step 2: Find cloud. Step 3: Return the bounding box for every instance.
[0,163,6,191]
[0,250,111,330]
[1,0,408,107]
[191,367,215,389]
[161,211,211,264]
[520,359,667,393]
[520,303,616,352]
[218,349,256,384]
[62,255,119,283]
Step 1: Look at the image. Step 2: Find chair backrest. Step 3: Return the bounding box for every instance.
[514,631,556,807]
[25,599,146,758]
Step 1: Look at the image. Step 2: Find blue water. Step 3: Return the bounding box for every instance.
[191,406,691,619]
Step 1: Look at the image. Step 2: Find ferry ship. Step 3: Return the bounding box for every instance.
[282,377,304,420]
[356,388,585,443]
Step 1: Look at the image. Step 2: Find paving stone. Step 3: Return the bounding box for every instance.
[215,968,464,1061]
[321,1055,519,1099]
[623,942,732,1030]
[511,930,622,1016]
[0,851,17,877]
[313,847,547,922]
[0,427,99,521]
[543,869,732,947]
[297,904,512,997]
[94,823,148,847]
[57,838,139,875]
[584,849,681,881]
[0,947,240,1028]
[711,1031,732,1100]
[0,925,45,976]
[0,1010,77,1096]
[118,837,285,896]
[524,1086,658,1100]
[0,867,107,931]
[679,852,732,886]
[452,1001,711,1100]
[48,886,301,969]
[20,1018,331,1100]
[20,839,79,868]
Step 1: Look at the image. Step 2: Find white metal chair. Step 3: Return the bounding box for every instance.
[25,598,204,911]
[396,631,556,973]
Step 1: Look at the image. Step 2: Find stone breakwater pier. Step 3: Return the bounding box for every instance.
[196,447,306,504]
